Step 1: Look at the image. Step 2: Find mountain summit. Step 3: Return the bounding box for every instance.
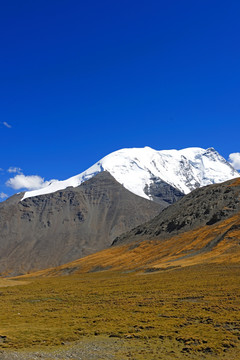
[22,147,239,201]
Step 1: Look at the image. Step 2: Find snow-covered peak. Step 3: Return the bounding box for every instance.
[22,147,239,201]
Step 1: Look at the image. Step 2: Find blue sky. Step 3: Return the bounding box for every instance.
[1,0,240,199]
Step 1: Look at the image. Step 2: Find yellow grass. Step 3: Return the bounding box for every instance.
[1,264,240,359]
[0,279,28,287]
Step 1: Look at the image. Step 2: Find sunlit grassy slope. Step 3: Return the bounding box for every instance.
[1,264,240,359]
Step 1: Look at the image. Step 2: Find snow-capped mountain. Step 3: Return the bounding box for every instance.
[22,147,239,201]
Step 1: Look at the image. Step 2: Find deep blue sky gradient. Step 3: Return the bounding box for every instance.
[1,0,240,197]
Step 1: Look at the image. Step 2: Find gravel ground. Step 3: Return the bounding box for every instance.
[1,336,239,360]
[0,338,121,360]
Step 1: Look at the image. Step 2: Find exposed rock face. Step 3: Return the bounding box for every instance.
[0,172,162,275]
[144,178,184,205]
[113,178,240,245]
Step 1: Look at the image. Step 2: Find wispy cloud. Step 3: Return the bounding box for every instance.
[0,192,8,199]
[2,122,12,128]
[6,174,52,190]
[7,167,22,174]
[229,153,240,171]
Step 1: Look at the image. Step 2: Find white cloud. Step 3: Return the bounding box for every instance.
[6,174,52,190]
[0,192,8,199]
[7,167,23,174]
[3,122,11,128]
[229,153,240,170]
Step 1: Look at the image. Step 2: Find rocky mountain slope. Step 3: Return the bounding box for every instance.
[0,172,162,275]
[22,147,239,203]
[113,178,240,246]
[30,178,240,276]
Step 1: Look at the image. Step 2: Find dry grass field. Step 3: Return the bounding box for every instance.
[0,264,240,359]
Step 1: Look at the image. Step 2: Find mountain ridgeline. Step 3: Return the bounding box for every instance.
[22,146,238,201]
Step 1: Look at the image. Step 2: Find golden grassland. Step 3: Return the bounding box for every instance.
[1,264,240,358]
[0,279,28,287]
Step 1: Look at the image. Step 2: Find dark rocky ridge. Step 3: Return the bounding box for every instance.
[144,177,184,205]
[0,172,163,275]
[113,178,240,246]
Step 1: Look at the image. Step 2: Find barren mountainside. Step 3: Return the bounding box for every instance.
[113,178,240,246]
[0,172,162,275]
